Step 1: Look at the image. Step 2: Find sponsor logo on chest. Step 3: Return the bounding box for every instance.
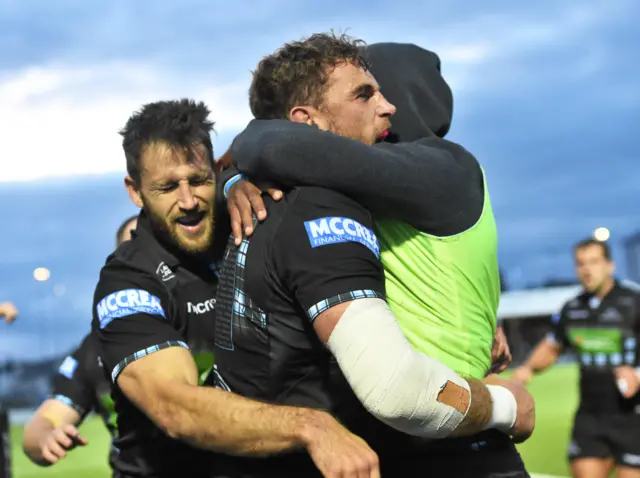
[304,216,380,258]
[187,297,216,315]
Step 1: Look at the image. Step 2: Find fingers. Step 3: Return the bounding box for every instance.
[43,436,68,462]
[52,428,74,449]
[236,191,255,238]
[61,424,87,446]
[246,185,267,222]
[41,445,62,464]
[227,203,244,246]
[266,188,283,201]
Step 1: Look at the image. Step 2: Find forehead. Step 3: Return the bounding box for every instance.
[576,244,606,260]
[140,141,212,182]
[324,62,379,96]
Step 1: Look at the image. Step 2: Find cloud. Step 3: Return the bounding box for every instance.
[3,0,635,184]
[0,62,252,182]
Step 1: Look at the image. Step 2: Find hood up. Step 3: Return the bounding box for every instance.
[362,42,454,142]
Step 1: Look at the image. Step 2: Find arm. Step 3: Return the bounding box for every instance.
[229,119,476,231]
[22,400,86,466]
[614,292,640,398]
[23,339,94,466]
[511,312,565,384]
[271,187,517,439]
[116,346,331,455]
[93,268,334,456]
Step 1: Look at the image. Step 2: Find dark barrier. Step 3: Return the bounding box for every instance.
[0,404,11,478]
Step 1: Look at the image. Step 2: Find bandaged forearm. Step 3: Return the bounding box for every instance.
[326,298,471,438]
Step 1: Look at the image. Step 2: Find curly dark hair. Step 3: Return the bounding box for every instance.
[249,32,368,119]
[119,99,215,183]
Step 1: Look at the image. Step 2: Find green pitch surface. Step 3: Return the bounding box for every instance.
[10,365,579,478]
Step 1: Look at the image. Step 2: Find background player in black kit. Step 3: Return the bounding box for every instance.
[92,99,380,478]
[514,239,640,478]
[22,215,136,472]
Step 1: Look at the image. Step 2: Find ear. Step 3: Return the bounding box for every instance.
[124,176,144,208]
[609,260,616,276]
[289,105,317,125]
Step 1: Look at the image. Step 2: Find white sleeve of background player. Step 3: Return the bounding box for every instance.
[326,298,471,438]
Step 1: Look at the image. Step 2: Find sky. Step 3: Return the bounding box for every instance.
[0,0,639,360]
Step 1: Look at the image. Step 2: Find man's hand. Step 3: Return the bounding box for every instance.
[510,365,534,385]
[227,179,283,246]
[615,366,640,398]
[0,302,18,324]
[302,412,380,478]
[37,424,87,464]
[488,326,512,374]
[483,374,535,444]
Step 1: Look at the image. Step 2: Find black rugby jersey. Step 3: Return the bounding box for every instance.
[549,281,640,414]
[51,332,118,470]
[91,211,220,478]
[213,186,427,477]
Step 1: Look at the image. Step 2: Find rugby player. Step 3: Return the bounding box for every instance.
[212,34,534,477]
[22,215,136,471]
[92,99,380,478]
[513,239,640,478]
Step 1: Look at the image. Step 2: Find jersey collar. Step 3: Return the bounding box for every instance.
[132,211,182,269]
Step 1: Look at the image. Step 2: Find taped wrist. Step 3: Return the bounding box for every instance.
[485,385,517,432]
[326,297,471,438]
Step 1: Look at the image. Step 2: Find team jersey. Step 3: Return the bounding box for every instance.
[549,281,640,414]
[51,332,118,469]
[229,119,500,378]
[214,186,444,477]
[91,211,218,478]
[377,168,500,379]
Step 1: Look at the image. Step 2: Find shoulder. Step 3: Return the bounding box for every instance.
[93,253,170,330]
[277,186,379,259]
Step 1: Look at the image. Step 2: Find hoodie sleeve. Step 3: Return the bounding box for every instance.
[230,119,478,233]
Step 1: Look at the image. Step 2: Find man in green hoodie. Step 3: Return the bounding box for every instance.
[214,33,533,477]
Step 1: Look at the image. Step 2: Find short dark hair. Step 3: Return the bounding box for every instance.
[119,99,215,183]
[249,32,368,120]
[574,238,612,260]
[116,215,138,246]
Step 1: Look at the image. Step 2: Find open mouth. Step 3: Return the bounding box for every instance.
[175,211,206,234]
[377,129,389,139]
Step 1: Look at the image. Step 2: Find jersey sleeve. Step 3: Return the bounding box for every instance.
[270,187,386,321]
[92,264,188,383]
[546,305,569,349]
[230,119,474,231]
[50,335,95,419]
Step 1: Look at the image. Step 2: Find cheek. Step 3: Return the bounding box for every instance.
[195,183,216,203]
[144,194,175,220]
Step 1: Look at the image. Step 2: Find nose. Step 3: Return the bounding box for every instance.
[378,94,396,117]
[177,182,198,210]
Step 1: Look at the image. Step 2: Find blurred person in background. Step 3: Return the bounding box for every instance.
[513,238,640,478]
[22,215,137,472]
[214,33,532,478]
[0,302,18,324]
[91,99,380,478]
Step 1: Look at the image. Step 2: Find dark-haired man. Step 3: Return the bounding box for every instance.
[213,33,533,477]
[91,99,379,478]
[22,215,137,473]
[513,239,640,478]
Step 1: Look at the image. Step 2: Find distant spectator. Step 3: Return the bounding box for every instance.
[0,302,18,324]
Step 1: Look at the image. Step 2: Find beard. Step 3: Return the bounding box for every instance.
[142,197,215,256]
[326,115,376,145]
